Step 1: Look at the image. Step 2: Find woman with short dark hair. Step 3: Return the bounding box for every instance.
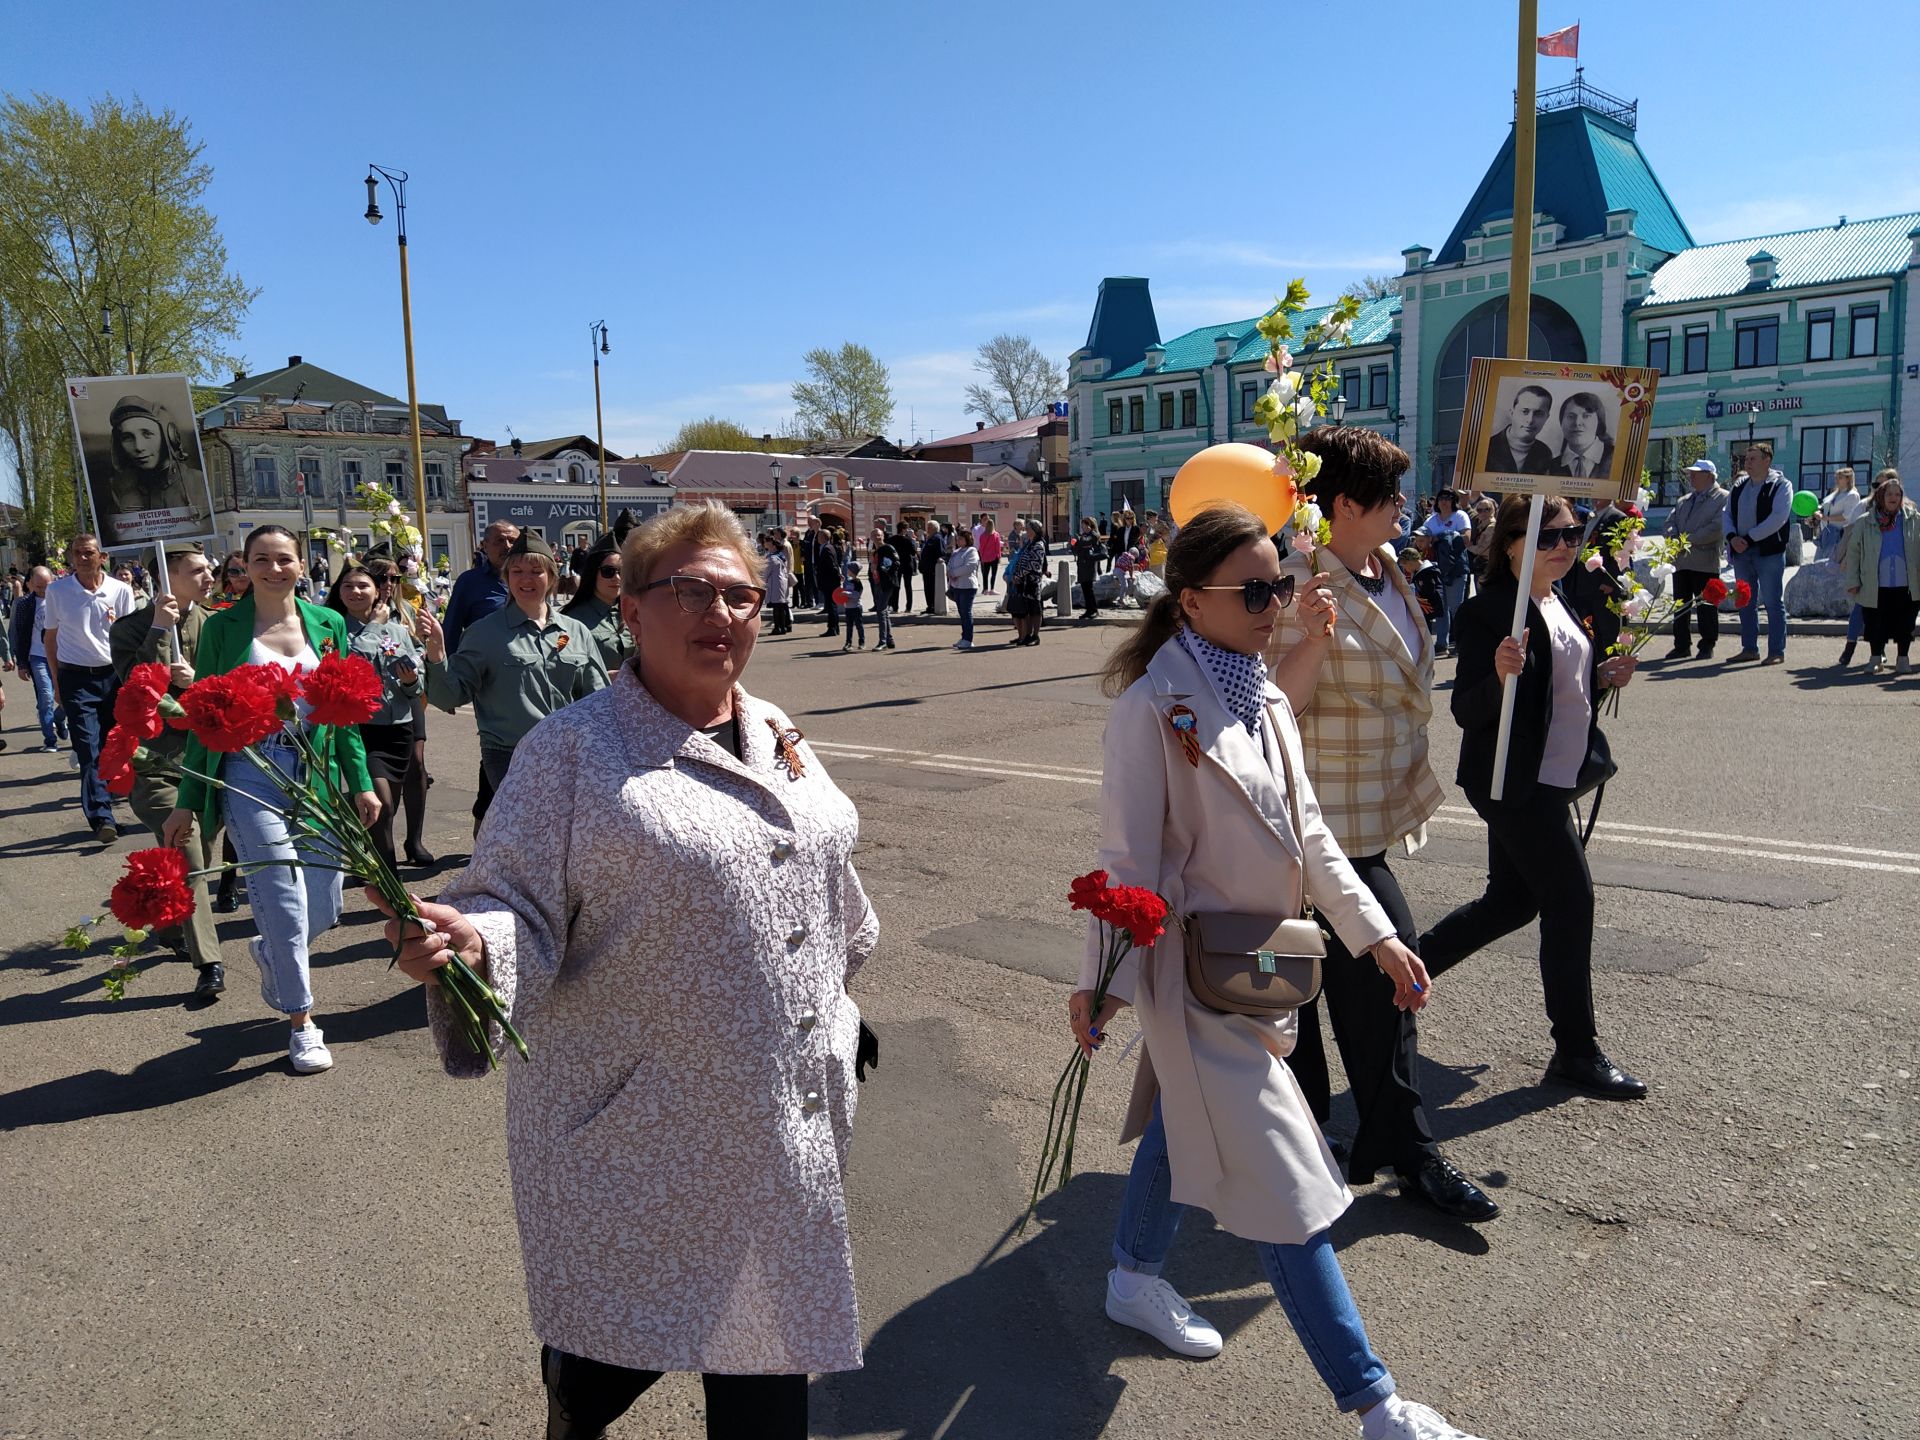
[1839,469,1918,675]
[326,560,423,875]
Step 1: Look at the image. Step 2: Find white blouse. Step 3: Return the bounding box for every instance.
[1536,593,1593,789]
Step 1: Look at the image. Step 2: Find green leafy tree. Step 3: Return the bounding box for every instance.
[664,415,766,452]
[0,93,255,541]
[791,342,893,440]
[964,333,1063,426]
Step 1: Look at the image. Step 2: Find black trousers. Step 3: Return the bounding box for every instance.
[1864,585,1918,656]
[1418,784,1599,1054]
[1077,561,1100,615]
[1671,569,1720,651]
[920,563,941,610]
[1290,851,1437,1181]
[542,1345,806,1440]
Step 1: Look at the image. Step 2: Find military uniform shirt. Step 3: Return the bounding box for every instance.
[426,603,609,751]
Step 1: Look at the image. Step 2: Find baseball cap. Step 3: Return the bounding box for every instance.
[1684,458,1717,476]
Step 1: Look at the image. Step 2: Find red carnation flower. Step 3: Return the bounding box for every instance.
[303,653,385,728]
[1109,886,1169,948]
[1068,870,1111,913]
[99,726,141,796]
[179,669,285,752]
[114,679,167,741]
[1700,577,1729,605]
[1733,580,1753,609]
[108,847,196,933]
[126,661,172,698]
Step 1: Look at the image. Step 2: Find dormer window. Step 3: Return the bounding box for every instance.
[1747,250,1778,285]
[1466,240,1482,262]
[1143,345,1166,372]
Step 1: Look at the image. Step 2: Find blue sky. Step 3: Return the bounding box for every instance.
[5,0,1915,503]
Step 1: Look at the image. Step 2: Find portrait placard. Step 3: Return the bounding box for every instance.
[1452,358,1659,503]
[65,373,217,547]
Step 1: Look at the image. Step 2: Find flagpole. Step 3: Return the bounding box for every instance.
[1490,0,1541,804]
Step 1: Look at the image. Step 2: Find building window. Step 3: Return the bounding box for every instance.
[1682,325,1709,373]
[1239,381,1258,421]
[1644,435,1706,507]
[822,476,837,495]
[385,459,408,500]
[1367,366,1389,410]
[296,457,323,497]
[1645,329,1671,374]
[1109,477,1145,513]
[1180,389,1197,428]
[1734,317,1779,368]
[1159,392,1175,429]
[251,456,278,499]
[1849,305,1878,358]
[1805,309,1834,363]
[1799,424,1875,494]
[1127,396,1145,433]
[425,460,447,501]
[1341,369,1361,407]
[1107,398,1123,434]
[340,459,363,500]
[429,534,450,571]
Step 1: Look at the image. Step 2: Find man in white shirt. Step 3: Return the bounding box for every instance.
[43,533,136,842]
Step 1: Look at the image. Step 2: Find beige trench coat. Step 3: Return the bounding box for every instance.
[428,667,878,1374]
[1078,637,1395,1245]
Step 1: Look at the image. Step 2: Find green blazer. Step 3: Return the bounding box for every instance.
[175,595,375,831]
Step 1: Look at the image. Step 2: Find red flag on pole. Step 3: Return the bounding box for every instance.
[1537,22,1580,57]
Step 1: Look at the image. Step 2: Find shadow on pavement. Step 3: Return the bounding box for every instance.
[799,670,1101,719]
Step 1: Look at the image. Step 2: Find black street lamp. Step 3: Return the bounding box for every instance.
[362,163,431,567]
[589,321,612,527]
[769,457,783,529]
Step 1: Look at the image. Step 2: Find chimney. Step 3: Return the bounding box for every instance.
[975,421,986,431]
[231,369,244,385]
[287,355,302,368]
[761,433,773,445]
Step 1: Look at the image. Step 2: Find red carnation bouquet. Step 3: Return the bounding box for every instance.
[71,655,524,1063]
[1021,869,1170,1231]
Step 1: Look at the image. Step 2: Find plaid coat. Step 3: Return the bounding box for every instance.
[1271,545,1445,858]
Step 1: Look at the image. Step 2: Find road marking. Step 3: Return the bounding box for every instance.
[812,737,1915,874]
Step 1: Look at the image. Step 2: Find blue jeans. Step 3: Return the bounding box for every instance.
[58,664,118,826]
[29,653,67,747]
[950,587,975,644]
[1816,524,1845,561]
[1847,604,1865,643]
[1113,1100,1396,1413]
[222,740,344,1016]
[842,605,865,646]
[1435,575,1468,652]
[1729,547,1786,659]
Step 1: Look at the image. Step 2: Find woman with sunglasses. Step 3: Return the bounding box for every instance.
[325,560,423,876]
[418,530,609,808]
[1270,428,1498,1223]
[564,530,636,672]
[1073,505,1487,1440]
[216,553,251,606]
[362,558,439,867]
[1416,495,1645,1100]
[373,502,877,1440]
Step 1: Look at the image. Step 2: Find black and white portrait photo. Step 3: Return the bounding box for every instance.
[1454,359,1656,503]
[65,373,216,546]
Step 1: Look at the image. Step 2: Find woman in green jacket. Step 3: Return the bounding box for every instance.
[163,525,379,1076]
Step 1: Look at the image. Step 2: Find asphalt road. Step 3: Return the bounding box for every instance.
[1,602,1915,1440]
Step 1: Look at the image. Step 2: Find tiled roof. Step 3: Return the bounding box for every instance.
[207,361,452,427]
[1103,294,1400,381]
[517,436,626,462]
[1436,105,1693,264]
[1642,211,1920,307]
[665,450,980,495]
[1082,277,1161,370]
[918,414,1052,450]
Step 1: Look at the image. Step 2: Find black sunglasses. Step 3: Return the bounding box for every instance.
[1196,575,1296,613]
[224,566,246,577]
[598,564,621,580]
[1536,525,1585,550]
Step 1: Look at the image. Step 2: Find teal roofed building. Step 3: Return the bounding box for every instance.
[1069,75,1920,522]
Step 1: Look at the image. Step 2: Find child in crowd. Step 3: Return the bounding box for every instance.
[1399,544,1444,634]
[841,560,866,651]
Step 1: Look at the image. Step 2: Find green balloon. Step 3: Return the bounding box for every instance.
[1792,490,1820,517]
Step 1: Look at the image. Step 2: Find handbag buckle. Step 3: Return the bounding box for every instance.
[1255,950,1277,975]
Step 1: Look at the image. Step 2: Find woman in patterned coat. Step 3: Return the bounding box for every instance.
[1271,427,1497,1224]
[376,502,877,1440]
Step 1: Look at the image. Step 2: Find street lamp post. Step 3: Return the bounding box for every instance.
[590,321,612,528]
[99,303,135,374]
[1035,456,1051,552]
[769,457,783,529]
[363,165,432,572]
[1332,392,1348,426]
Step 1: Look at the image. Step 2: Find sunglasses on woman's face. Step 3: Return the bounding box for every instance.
[598,564,621,580]
[1536,525,1585,550]
[225,567,245,578]
[1196,575,1296,614]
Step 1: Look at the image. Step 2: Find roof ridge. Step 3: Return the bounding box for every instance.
[1678,209,1920,254]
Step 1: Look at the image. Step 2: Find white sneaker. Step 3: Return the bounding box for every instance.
[1361,1395,1490,1440]
[288,1023,333,1074]
[1103,1270,1222,1358]
[249,938,282,1011]
[954,640,973,651]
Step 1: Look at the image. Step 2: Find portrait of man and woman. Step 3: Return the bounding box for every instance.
[1481,382,1617,483]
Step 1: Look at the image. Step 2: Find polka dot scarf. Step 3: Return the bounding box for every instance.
[1177,625,1268,737]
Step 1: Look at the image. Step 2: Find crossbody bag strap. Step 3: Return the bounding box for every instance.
[1266,702,1310,922]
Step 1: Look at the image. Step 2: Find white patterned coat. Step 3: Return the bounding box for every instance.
[428,666,878,1374]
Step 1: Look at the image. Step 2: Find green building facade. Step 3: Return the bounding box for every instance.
[1069,78,1919,519]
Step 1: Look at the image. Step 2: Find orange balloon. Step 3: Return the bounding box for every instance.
[1168,443,1298,534]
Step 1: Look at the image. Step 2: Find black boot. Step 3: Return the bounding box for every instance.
[212,870,239,913]
[1838,641,1856,666]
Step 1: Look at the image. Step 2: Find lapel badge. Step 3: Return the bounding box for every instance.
[1167,704,1201,768]
[320,637,338,657]
[767,718,807,780]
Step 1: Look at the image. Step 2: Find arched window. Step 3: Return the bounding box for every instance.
[1431,295,1587,488]
[567,462,586,485]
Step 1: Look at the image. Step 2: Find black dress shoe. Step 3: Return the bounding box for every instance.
[191,963,226,1001]
[1663,645,1690,660]
[1398,1154,1500,1222]
[1546,1047,1648,1100]
[404,846,438,868]
[212,880,239,914]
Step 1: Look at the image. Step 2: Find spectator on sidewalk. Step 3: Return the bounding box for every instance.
[918,524,947,615]
[1421,492,1471,656]
[946,528,979,651]
[978,517,1003,593]
[1817,468,1864,561]
[43,534,136,844]
[1664,458,1728,661]
[1724,443,1792,666]
[761,531,793,634]
[10,567,67,752]
[1840,470,1918,676]
[868,527,898,650]
[1072,516,1106,621]
[890,522,918,614]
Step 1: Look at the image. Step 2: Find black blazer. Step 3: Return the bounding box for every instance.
[1450,576,1605,805]
[8,591,36,665]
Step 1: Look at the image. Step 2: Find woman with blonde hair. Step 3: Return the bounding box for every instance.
[375,500,877,1439]
[1073,502,1489,1440]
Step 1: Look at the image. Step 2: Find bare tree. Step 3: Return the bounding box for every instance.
[791,343,893,439]
[1340,274,1401,302]
[964,334,1063,426]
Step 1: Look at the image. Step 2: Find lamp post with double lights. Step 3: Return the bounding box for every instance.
[362,164,432,570]
[590,321,612,528]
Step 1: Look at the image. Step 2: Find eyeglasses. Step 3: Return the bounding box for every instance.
[640,574,767,619]
[1195,575,1296,613]
[1536,525,1585,550]
[224,567,246,577]
[598,564,621,580]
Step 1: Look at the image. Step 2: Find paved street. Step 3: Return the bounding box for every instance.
[2,606,1916,1440]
